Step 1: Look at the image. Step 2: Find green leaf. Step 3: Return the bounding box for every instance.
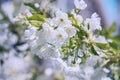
[102,29,109,38]
[24,2,39,12]
[77,30,88,40]
[111,35,120,43]
[91,45,98,55]
[28,14,46,28]
[29,20,43,28]
[102,23,116,38]
[95,43,110,50]
[109,42,118,50]
[109,23,116,35]
[28,14,46,21]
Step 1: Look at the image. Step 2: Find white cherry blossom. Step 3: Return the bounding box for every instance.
[85,13,102,32]
[74,0,87,10]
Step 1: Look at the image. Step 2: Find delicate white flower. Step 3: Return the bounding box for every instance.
[52,58,82,79]
[34,3,40,8]
[31,43,61,58]
[51,58,67,71]
[74,0,87,10]
[53,27,68,48]
[40,46,61,58]
[55,10,68,20]
[85,13,102,32]
[42,23,55,43]
[94,36,107,44]
[29,39,38,49]
[25,25,37,40]
[86,55,102,66]
[25,9,32,17]
[84,32,107,44]
[74,15,83,25]
[49,10,72,27]
[64,24,77,37]
[71,10,83,25]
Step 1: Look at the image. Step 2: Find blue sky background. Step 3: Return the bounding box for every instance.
[100,0,118,26]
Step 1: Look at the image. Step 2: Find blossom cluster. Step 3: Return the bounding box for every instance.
[8,0,120,80]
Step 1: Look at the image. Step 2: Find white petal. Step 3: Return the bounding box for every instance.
[94,36,107,43]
